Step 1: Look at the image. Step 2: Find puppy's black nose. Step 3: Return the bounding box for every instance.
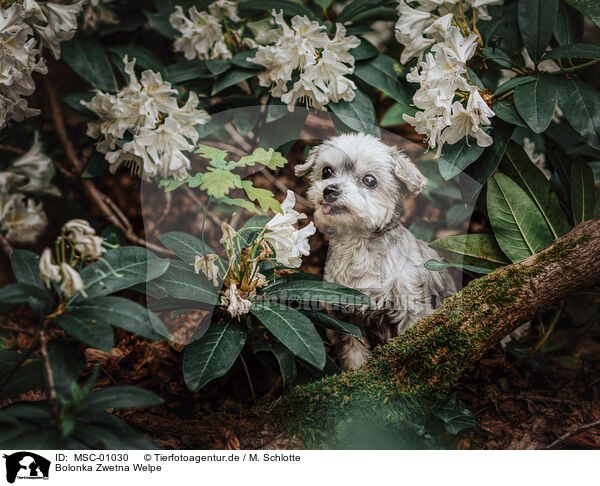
[323,185,341,203]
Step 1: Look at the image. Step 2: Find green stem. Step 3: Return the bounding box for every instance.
[528,300,566,357]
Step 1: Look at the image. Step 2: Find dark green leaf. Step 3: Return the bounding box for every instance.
[438,138,485,180]
[328,90,380,137]
[82,152,110,178]
[166,60,213,82]
[434,394,476,434]
[238,0,316,19]
[206,59,232,75]
[514,74,559,134]
[183,320,246,391]
[354,54,409,104]
[424,259,492,275]
[494,75,534,96]
[11,250,45,289]
[61,38,118,92]
[446,203,473,227]
[554,2,584,45]
[231,49,262,69]
[250,340,297,387]
[52,307,115,351]
[263,279,372,306]
[349,38,379,61]
[518,0,559,62]
[153,260,219,304]
[83,386,164,412]
[107,45,169,79]
[487,173,554,262]
[565,0,600,28]
[0,351,44,398]
[78,247,170,299]
[144,9,176,38]
[557,78,600,150]
[570,162,595,224]
[212,68,256,95]
[542,43,600,61]
[158,231,214,265]
[429,234,510,269]
[0,283,53,314]
[380,102,416,127]
[301,309,362,339]
[49,343,82,395]
[481,46,513,68]
[63,92,96,116]
[492,99,528,128]
[251,303,325,370]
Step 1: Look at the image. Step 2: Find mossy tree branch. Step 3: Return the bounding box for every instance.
[272,216,600,442]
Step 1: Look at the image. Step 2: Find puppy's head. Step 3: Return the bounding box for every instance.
[296,133,426,233]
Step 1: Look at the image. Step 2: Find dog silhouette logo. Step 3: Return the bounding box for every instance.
[3,452,50,483]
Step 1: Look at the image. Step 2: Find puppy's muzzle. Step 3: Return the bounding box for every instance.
[323,184,341,203]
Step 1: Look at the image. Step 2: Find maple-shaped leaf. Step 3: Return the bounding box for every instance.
[195,145,230,169]
[215,196,262,214]
[200,169,242,198]
[240,180,281,212]
[234,148,288,170]
[159,178,188,192]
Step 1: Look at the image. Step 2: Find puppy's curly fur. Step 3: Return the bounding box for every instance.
[297,133,457,369]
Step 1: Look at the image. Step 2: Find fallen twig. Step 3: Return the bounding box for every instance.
[545,418,600,449]
[39,328,59,421]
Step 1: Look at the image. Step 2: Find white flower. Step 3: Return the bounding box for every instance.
[32,0,85,59]
[221,282,253,317]
[249,10,359,110]
[441,89,494,147]
[169,5,231,60]
[466,0,503,21]
[64,218,95,236]
[83,57,209,180]
[64,219,105,260]
[208,0,240,22]
[59,262,85,297]
[263,191,316,268]
[6,133,60,196]
[82,0,118,31]
[195,254,221,287]
[0,193,47,244]
[39,247,61,285]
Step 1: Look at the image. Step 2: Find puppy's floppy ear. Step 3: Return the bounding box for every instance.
[390,148,427,196]
[295,146,319,176]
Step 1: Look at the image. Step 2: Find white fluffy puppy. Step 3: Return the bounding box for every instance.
[296,133,457,369]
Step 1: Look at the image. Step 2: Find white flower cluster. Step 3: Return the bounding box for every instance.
[39,219,105,298]
[0,134,59,244]
[396,0,498,156]
[249,10,360,111]
[194,191,315,318]
[169,0,239,61]
[83,56,210,180]
[0,0,84,129]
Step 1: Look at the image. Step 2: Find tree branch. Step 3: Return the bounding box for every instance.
[546,418,600,449]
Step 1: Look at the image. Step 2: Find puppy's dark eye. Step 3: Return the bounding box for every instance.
[362,174,377,188]
[322,166,334,179]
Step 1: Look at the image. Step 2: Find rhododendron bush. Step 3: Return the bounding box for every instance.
[0,0,599,450]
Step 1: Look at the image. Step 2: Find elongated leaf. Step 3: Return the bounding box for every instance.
[565,0,600,28]
[328,90,380,137]
[166,60,212,82]
[52,307,115,351]
[11,250,45,288]
[302,309,362,339]
[380,102,416,127]
[182,320,246,391]
[514,74,559,134]
[108,45,169,79]
[250,340,297,387]
[429,234,510,269]
[487,173,554,262]
[494,76,534,96]
[153,260,218,304]
[542,43,600,61]
[61,38,117,91]
[211,68,256,95]
[499,141,563,239]
[158,232,214,265]
[439,138,485,180]
[78,247,170,299]
[570,162,595,224]
[492,99,528,128]
[0,283,54,313]
[0,351,44,398]
[238,0,316,18]
[83,386,164,412]
[349,38,379,61]
[251,303,325,370]
[263,279,372,306]
[557,78,600,150]
[554,2,584,45]
[354,54,409,104]
[424,259,492,275]
[547,148,572,200]
[518,0,559,62]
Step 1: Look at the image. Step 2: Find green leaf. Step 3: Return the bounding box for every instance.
[565,0,600,28]
[328,90,380,137]
[11,250,45,289]
[53,307,115,351]
[107,45,169,79]
[166,60,212,82]
[82,152,110,178]
[429,234,510,269]
[541,43,600,61]
[380,102,416,127]
[438,138,485,180]
[215,195,261,214]
[157,231,214,265]
[201,169,242,198]
[250,340,297,387]
[0,283,53,313]
[547,148,573,200]
[212,68,256,95]
[234,147,288,170]
[424,259,492,275]
[570,162,595,224]
[349,38,379,61]
[434,394,476,434]
[61,38,117,92]
[301,309,362,339]
[494,76,535,97]
[83,386,164,412]
[263,279,372,306]
[554,2,584,45]
[195,144,229,167]
[514,74,559,134]
[238,0,316,19]
[251,303,326,370]
[240,180,281,212]
[183,320,247,391]
[78,247,170,299]
[499,141,565,239]
[492,99,528,128]
[353,54,409,104]
[0,352,44,398]
[144,9,176,38]
[487,173,555,262]
[518,0,559,62]
[153,260,219,304]
[49,343,81,395]
[481,46,513,68]
[556,78,600,150]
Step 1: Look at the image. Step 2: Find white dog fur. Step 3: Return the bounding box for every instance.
[296,133,457,369]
